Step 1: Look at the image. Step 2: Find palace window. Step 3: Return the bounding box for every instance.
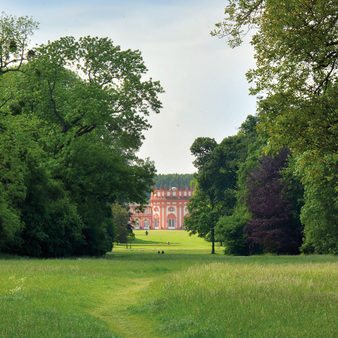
[143,220,149,230]
[155,219,159,229]
[168,219,176,229]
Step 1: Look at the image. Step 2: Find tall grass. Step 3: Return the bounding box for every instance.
[0,230,337,337]
[133,260,338,337]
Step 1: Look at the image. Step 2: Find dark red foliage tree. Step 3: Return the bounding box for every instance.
[244,149,302,254]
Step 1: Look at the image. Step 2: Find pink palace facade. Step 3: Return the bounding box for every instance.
[129,186,194,230]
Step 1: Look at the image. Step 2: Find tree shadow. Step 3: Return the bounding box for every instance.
[130,238,179,246]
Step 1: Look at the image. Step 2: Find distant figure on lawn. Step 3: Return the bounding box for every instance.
[162,250,165,254]
[167,241,170,245]
[145,230,148,236]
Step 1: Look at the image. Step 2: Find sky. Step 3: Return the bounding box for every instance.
[1,0,257,174]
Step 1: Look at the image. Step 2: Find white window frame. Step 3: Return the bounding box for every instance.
[168,219,175,229]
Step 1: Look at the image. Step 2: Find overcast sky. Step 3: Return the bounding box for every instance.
[1,0,257,174]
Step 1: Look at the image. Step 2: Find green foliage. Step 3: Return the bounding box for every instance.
[0,12,38,75]
[18,160,84,257]
[153,173,194,188]
[184,188,217,238]
[186,121,257,254]
[215,134,265,255]
[214,0,337,252]
[217,206,250,255]
[294,152,338,254]
[187,116,260,255]
[0,186,21,250]
[0,13,162,257]
[112,202,133,244]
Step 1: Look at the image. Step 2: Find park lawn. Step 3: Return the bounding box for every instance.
[115,229,222,253]
[0,230,336,337]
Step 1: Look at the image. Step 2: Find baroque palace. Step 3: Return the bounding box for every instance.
[129,185,194,230]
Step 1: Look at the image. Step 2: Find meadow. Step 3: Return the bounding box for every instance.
[0,230,337,337]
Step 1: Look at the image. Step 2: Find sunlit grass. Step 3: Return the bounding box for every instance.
[133,262,337,337]
[115,229,222,254]
[0,231,337,337]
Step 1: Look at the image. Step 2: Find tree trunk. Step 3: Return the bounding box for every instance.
[211,228,215,254]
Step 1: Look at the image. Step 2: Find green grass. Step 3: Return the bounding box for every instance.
[0,230,337,337]
[117,229,222,253]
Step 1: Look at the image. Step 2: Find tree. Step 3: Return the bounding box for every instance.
[294,152,338,254]
[186,132,249,254]
[0,12,38,75]
[0,13,163,256]
[153,174,194,188]
[217,206,250,255]
[184,187,219,253]
[0,112,40,252]
[213,0,337,253]
[185,137,218,253]
[112,203,134,246]
[244,149,303,254]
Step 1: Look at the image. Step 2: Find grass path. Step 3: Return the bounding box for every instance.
[0,231,337,337]
[91,278,157,337]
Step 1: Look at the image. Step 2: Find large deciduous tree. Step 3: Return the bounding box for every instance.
[185,137,218,254]
[0,13,163,256]
[244,149,303,254]
[213,0,337,253]
[185,129,251,254]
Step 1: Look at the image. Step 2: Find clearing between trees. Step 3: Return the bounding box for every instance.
[0,230,337,337]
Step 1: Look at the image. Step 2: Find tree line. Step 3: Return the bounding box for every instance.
[0,13,163,257]
[153,174,194,188]
[185,0,337,255]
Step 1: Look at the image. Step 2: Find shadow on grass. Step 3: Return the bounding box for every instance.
[0,253,30,260]
[106,251,338,264]
[122,238,180,246]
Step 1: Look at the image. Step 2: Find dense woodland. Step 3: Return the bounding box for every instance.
[185,0,337,255]
[154,174,194,188]
[0,13,163,256]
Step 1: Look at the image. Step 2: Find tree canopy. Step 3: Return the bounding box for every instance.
[153,174,194,188]
[213,0,337,254]
[0,13,163,257]
[185,116,258,254]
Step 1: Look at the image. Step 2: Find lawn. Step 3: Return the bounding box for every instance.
[0,230,337,337]
[117,229,222,253]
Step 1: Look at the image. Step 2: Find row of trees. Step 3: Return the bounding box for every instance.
[154,174,194,188]
[185,0,337,255]
[0,13,163,257]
